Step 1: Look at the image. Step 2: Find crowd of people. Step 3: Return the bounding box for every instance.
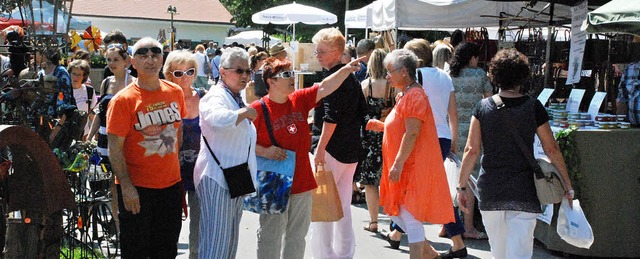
[0,26,580,259]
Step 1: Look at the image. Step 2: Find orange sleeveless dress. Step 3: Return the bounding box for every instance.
[380,88,454,224]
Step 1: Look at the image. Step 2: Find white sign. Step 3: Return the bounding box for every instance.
[566,89,586,112]
[566,1,589,85]
[537,88,555,106]
[588,92,607,119]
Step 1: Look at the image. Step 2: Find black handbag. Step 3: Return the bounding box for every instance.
[202,136,256,198]
[491,95,566,205]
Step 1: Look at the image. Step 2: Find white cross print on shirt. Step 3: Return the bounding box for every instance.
[287,124,297,134]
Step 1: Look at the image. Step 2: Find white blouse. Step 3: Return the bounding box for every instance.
[194,83,257,190]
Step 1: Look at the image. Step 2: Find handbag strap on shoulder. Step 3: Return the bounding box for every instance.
[491,94,541,177]
[259,99,279,147]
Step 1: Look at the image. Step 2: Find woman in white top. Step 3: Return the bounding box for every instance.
[194,47,258,259]
[68,59,98,140]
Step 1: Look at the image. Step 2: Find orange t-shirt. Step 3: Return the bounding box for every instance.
[380,87,454,224]
[107,80,186,189]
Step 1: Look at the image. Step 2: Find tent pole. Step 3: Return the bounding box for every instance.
[345,0,350,40]
[544,1,555,90]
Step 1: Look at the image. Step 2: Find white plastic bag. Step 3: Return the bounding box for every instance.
[557,199,594,249]
[443,153,460,203]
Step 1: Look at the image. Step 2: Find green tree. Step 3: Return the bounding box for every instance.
[220,0,371,43]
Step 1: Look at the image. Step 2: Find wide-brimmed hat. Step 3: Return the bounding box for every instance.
[269,43,285,56]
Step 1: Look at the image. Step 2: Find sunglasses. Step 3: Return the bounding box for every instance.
[107,43,124,49]
[171,68,196,78]
[225,67,252,76]
[134,46,162,56]
[272,70,295,79]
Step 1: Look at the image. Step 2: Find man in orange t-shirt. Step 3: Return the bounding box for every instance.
[107,37,186,258]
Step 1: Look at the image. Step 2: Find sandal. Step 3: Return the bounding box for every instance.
[364,221,378,233]
[381,233,400,249]
[463,230,488,240]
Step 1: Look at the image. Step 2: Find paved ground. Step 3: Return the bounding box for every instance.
[176,202,561,259]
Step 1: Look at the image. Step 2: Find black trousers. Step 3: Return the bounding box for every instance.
[117,182,182,259]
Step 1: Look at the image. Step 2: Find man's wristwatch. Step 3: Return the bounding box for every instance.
[456,186,466,192]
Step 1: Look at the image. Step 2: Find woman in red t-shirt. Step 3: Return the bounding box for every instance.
[250,57,362,259]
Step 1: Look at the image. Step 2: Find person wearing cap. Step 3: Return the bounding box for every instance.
[269,43,288,61]
[107,37,186,258]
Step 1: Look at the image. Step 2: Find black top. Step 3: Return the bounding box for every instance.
[311,64,367,163]
[473,95,549,213]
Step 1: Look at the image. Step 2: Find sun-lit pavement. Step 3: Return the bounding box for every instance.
[176,202,561,259]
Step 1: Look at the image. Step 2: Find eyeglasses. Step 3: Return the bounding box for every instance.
[313,49,336,56]
[171,68,196,78]
[134,46,162,56]
[386,68,400,77]
[107,43,124,49]
[272,70,295,79]
[225,67,252,76]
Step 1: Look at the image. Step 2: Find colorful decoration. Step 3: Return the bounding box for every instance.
[68,25,102,52]
[82,25,102,51]
[68,29,82,49]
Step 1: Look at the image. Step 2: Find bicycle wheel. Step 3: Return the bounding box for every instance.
[88,201,119,258]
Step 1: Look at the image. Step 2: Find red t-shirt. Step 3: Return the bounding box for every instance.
[250,86,319,194]
[107,80,186,189]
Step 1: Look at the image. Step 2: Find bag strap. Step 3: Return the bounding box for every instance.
[368,78,373,99]
[86,85,94,109]
[259,99,279,147]
[490,94,543,179]
[202,136,251,170]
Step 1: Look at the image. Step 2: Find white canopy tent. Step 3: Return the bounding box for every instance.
[346,0,574,32]
[224,30,281,46]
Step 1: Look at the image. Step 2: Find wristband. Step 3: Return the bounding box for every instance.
[456,187,466,191]
[566,189,575,196]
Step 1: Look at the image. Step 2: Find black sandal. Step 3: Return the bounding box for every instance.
[364,221,378,233]
[382,233,400,249]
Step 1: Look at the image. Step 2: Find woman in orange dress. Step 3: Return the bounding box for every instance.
[367,49,454,259]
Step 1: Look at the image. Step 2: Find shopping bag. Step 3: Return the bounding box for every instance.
[557,199,594,249]
[443,152,460,203]
[311,163,343,222]
[243,150,296,214]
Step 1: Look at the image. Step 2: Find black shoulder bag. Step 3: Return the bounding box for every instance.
[202,136,256,198]
[491,94,565,205]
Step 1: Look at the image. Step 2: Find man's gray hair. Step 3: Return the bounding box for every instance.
[220,47,250,68]
[356,39,375,55]
[131,37,162,55]
[384,49,419,81]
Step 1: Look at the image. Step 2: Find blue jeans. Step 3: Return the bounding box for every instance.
[390,138,465,237]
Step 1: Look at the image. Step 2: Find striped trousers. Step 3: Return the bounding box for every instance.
[197,176,244,259]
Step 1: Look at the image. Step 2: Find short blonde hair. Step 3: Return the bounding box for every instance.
[312,28,345,52]
[163,50,198,79]
[195,44,205,52]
